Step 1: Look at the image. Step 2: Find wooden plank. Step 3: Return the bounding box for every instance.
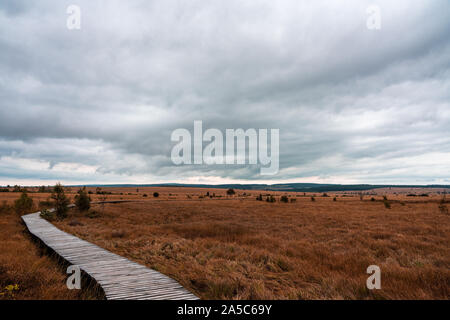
[22,212,199,300]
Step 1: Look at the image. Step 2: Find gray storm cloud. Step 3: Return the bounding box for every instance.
[0,0,449,185]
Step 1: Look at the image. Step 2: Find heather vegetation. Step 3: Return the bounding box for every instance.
[50,187,450,300]
[1,186,448,300]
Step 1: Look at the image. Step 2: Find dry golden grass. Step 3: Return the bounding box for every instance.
[40,187,450,300]
[0,204,100,300]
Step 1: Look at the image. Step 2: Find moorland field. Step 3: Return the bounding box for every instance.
[0,186,449,299]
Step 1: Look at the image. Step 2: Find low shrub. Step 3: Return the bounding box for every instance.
[0,200,12,214]
[51,183,69,219]
[14,191,33,215]
[86,210,100,219]
[40,209,55,221]
[13,185,25,192]
[74,187,91,212]
[37,186,51,193]
[68,219,84,226]
[112,230,126,238]
[226,189,235,196]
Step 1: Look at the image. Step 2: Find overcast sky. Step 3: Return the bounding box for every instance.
[0,0,449,186]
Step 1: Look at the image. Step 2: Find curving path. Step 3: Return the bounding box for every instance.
[22,210,199,300]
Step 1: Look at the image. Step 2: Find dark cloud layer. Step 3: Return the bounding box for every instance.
[0,0,449,185]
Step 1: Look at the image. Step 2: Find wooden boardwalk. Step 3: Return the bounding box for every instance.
[22,211,199,300]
